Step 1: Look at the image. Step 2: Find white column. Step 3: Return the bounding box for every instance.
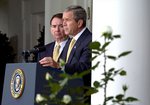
[45,0,61,44]
[45,0,71,44]
[45,0,72,44]
[92,0,150,105]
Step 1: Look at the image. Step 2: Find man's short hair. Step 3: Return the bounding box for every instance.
[50,13,63,25]
[64,5,87,27]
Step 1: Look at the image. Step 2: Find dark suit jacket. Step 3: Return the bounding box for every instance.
[38,42,55,60]
[38,39,70,62]
[62,28,92,86]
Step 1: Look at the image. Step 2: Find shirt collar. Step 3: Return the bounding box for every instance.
[73,27,86,41]
[54,38,69,55]
[55,38,68,47]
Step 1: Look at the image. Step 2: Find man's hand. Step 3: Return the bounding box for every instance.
[39,57,60,69]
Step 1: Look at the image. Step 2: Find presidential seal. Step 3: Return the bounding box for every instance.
[10,69,25,99]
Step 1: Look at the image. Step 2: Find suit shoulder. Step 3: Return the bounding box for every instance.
[45,42,55,47]
[84,29,92,42]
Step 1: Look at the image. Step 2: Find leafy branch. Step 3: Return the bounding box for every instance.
[90,26,138,105]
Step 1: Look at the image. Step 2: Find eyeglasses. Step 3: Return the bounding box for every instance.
[51,24,63,28]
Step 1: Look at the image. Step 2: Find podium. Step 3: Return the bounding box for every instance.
[1,63,84,105]
[1,63,63,105]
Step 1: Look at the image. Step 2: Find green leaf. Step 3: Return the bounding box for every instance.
[108,68,115,72]
[92,51,100,54]
[59,58,66,66]
[101,72,106,76]
[114,69,120,74]
[119,70,127,76]
[113,35,121,38]
[107,72,112,77]
[89,41,101,50]
[106,96,114,101]
[125,97,138,102]
[122,85,128,92]
[102,77,110,83]
[77,69,91,79]
[101,42,110,51]
[93,81,100,88]
[115,94,124,101]
[59,78,68,87]
[59,73,69,78]
[109,78,114,81]
[118,51,132,58]
[91,61,100,70]
[102,33,112,40]
[84,87,98,96]
[107,55,117,60]
[91,55,98,61]
[50,83,61,93]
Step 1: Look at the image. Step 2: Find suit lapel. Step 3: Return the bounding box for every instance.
[67,43,78,63]
[67,28,89,63]
[46,42,55,57]
[59,38,71,62]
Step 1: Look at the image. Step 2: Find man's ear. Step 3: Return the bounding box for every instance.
[77,19,83,28]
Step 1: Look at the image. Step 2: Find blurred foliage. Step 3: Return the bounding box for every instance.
[90,26,138,105]
[0,31,16,67]
[0,30,16,103]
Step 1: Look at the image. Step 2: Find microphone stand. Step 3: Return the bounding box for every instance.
[22,50,30,63]
[22,46,45,63]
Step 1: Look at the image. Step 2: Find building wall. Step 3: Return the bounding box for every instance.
[8,0,22,61]
[92,0,150,105]
[7,0,45,62]
[0,1,8,34]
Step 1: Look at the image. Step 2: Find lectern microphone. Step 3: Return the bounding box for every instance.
[22,46,46,62]
[29,46,46,54]
[22,46,46,55]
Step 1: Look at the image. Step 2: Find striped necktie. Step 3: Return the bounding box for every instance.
[66,38,76,62]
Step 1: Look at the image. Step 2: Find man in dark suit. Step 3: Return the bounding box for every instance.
[39,13,69,67]
[62,5,92,88]
[62,5,92,103]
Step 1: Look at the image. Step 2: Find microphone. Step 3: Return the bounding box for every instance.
[22,46,46,62]
[29,46,46,54]
[22,46,46,55]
